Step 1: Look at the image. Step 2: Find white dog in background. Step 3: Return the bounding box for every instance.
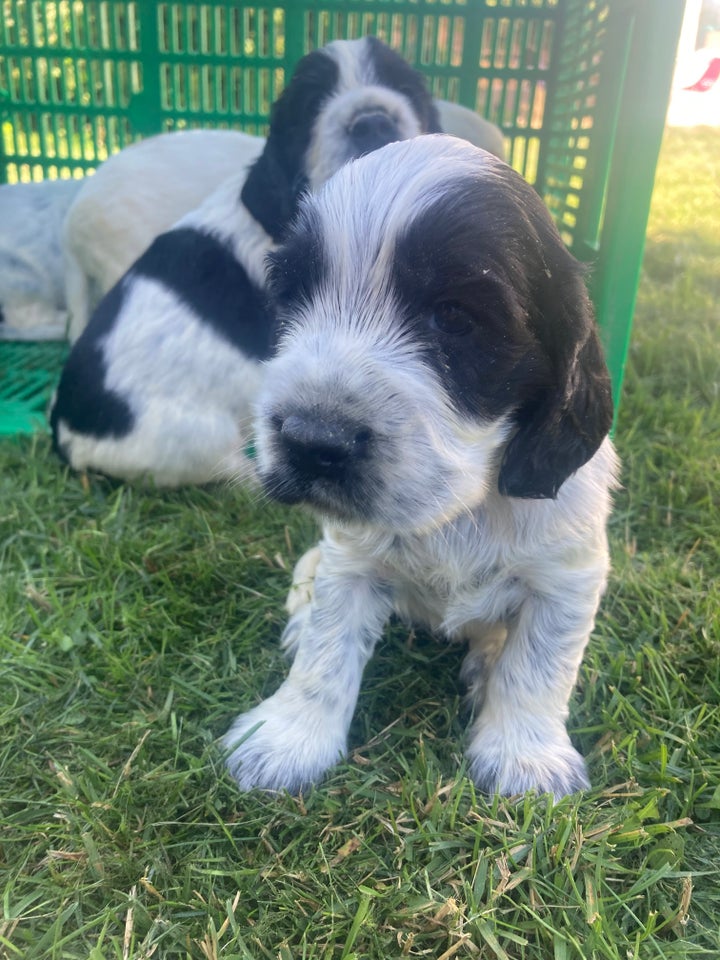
[222,135,618,800]
[62,100,505,341]
[51,37,445,486]
[0,178,81,339]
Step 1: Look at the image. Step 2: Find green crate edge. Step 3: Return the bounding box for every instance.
[0,341,67,437]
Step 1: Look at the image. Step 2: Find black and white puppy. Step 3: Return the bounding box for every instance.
[51,37,441,486]
[223,135,618,800]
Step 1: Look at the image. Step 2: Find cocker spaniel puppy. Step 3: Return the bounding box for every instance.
[223,135,618,800]
[0,177,81,339]
[50,37,442,486]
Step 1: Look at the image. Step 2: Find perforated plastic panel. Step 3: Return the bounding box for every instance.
[0,341,67,435]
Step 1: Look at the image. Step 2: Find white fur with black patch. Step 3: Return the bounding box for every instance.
[223,135,619,800]
[52,174,270,486]
[63,129,264,341]
[51,37,441,487]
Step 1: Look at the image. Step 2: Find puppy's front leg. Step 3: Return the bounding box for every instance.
[465,563,608,800]
[223,538,392,793]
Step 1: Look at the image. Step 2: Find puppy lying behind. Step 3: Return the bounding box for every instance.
[223,134,618,800]
[51,37,442,486]
[62,101,503,341]
[63,129,264,342]
[0,177,82,339]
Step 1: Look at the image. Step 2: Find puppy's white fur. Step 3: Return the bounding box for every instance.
[0,178,81,339]
[223,135,618,800]
[63,129,264,340]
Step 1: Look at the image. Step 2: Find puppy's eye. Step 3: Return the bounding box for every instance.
[430,302,474,336]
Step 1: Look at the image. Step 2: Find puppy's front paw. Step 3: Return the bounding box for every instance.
[222,690,347,793]
[466,723,590,801]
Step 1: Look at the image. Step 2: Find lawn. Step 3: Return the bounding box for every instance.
[1,126,719,959]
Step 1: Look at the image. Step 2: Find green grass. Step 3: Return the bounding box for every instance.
[1,126,719,958]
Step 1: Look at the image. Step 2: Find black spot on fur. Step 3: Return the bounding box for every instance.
[51,281,134,446]
[132,227,272,360]
[393,181,549,421]
[51,227,272,448]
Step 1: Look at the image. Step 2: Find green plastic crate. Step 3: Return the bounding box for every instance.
[0,0,684,436]
[0,340,67,435]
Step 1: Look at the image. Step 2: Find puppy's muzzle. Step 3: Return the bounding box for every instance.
[348,111,400,155]
[278,413,372,481]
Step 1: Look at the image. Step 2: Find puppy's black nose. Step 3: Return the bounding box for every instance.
[279,414,371,480]
[349,111,399,154]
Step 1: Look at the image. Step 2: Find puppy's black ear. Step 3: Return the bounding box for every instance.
[241,50,339,241]
[241,145,303,242]
[498,254,613,500]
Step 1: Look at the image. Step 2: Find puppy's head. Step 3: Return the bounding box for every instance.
[256,135,612,534]
[241,37,440,240]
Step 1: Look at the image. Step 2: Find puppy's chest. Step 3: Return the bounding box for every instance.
[379,522,526,627]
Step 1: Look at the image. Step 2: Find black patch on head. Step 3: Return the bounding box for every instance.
[365,36,442,133]
[51,280,134,448]
[393,166,612,498]
[393,181,550,421]
[241,49,340,240]
[132,227,272,360]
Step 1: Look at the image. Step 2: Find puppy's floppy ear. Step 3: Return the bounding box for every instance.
[498,241,613,500]
[241,146,302,242]
[241,50,339,241]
